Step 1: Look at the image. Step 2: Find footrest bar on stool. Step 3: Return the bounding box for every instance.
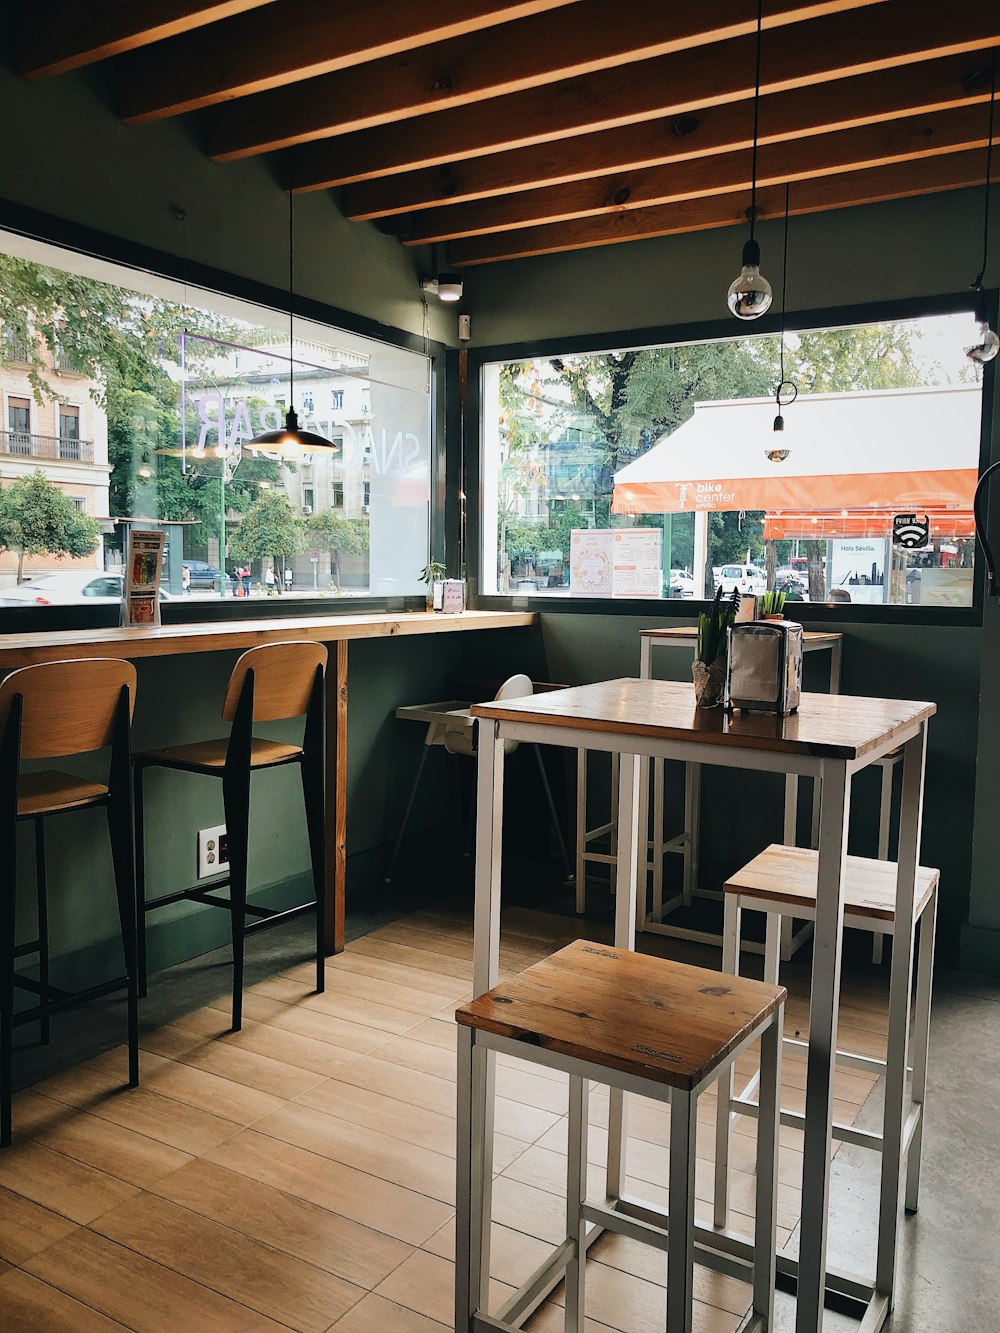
[243,901,315,936]
[782,1035,906,1077]
[611,1194,754,1285]
[857,1292,891,1333]
[730,1095,886,1150]
[495,1238,576,1327]
[12,975,129,1027]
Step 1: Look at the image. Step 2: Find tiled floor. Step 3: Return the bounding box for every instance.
[0,906,890,1332]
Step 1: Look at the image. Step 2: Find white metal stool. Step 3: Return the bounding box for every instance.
[456,938,786,1332]
[713,845,938,1315]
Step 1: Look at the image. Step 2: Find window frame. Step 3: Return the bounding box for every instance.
[0,197,448,634]
[467,289,997,628]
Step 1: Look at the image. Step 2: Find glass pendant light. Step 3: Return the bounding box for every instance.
[767,182,797,461]
[246,181,340,455]
[966,52,999,366]
[728,0,772,320]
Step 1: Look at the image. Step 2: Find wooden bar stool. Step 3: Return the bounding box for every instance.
[713,844,938,1248]
[456,939,786,1332]
[1,658,139,1148]
[134,642,326,1032]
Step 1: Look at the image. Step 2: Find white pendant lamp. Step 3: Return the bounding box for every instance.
[767,182,797,460]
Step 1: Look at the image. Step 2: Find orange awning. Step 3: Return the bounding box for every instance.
[612,387,982,517]
[763,509,976,541]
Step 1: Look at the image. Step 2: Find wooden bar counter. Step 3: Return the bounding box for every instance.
[0,609,536,953]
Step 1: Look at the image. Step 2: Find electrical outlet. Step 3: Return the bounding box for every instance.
[197,824,229,879]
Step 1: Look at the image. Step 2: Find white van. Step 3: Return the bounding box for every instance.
[713,563,767,596]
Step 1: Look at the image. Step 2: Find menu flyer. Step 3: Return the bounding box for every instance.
[122,529,166,626]
[570,528,661,597]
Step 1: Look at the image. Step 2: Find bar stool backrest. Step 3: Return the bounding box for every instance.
[0,658,136,759]
[222,642,328,723]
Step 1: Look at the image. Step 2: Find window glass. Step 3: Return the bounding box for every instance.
[483,313,985,608]
[0,231,431,607]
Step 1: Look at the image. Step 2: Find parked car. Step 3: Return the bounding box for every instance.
[0,570,172,606]
[667,568,695,598]
[713,563,767,596]
[183,559,227,589]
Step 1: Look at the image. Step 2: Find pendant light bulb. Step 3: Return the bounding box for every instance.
[728,237,772,320]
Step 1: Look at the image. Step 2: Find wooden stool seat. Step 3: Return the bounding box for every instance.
[457,941,786,1332]
[725,843,939,923]
[17,771,109,817]
[139,737,303,773]
[458,939,784,1092]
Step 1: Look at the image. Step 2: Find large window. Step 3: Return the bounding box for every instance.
[482,312,987,609]
[0,231,432,609]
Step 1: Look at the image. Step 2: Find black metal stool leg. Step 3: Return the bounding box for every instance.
[133,762,149,998]
[223,773,251,1033]
[301,757,326,994]
[0,853,13,1148]
[107,789,139,1090]
[533,745,574,882]
[35,817,50,1046]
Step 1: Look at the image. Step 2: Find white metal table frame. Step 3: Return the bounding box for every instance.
[472,689,929,1333]
[636,630,844,960]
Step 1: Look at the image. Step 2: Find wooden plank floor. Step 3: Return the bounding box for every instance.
[0,907,887,1332]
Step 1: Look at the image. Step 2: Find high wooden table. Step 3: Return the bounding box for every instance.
[471,678,934,1333]
[637,627,844,958]
[0,609,536,954]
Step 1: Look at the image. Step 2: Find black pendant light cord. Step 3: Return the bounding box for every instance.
[779,182,789,386]
[974,50,996,293]
[775,181,796,412]
[748,0,764,243]
[288,182,295,406]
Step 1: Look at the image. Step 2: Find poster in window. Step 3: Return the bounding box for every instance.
[570,530,613,596]
[123,528,166,627]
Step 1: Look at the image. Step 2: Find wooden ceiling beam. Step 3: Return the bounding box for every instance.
[119,0,578,124]
[207,0,886,162]
[293,0,1000,190]
[401,103,991,244]
[449,150,998,265]
[345,53,990,220]
[18,1,279,78]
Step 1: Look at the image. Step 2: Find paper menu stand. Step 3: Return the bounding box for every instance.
[122,529,166,627]
[442,579,466,614]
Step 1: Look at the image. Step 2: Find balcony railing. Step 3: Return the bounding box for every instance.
[0,431,95,463]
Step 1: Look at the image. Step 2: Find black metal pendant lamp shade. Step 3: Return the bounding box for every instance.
[246,183,340,454]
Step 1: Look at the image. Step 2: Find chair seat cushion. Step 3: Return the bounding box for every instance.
[138,738,303,772]
[18,770,108,816]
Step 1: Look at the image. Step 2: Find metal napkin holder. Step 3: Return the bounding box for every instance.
[725,620,804,715]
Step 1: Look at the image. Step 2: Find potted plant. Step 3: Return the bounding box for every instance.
[418,560,446,611]
[757,589,787,621]
[693,587,740,707]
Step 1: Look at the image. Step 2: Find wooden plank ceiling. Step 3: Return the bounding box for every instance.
[18,0,1000,268]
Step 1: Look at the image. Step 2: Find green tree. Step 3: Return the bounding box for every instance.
[0,471,101,583]
[307,510,369,589]
[228,490,304,571]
